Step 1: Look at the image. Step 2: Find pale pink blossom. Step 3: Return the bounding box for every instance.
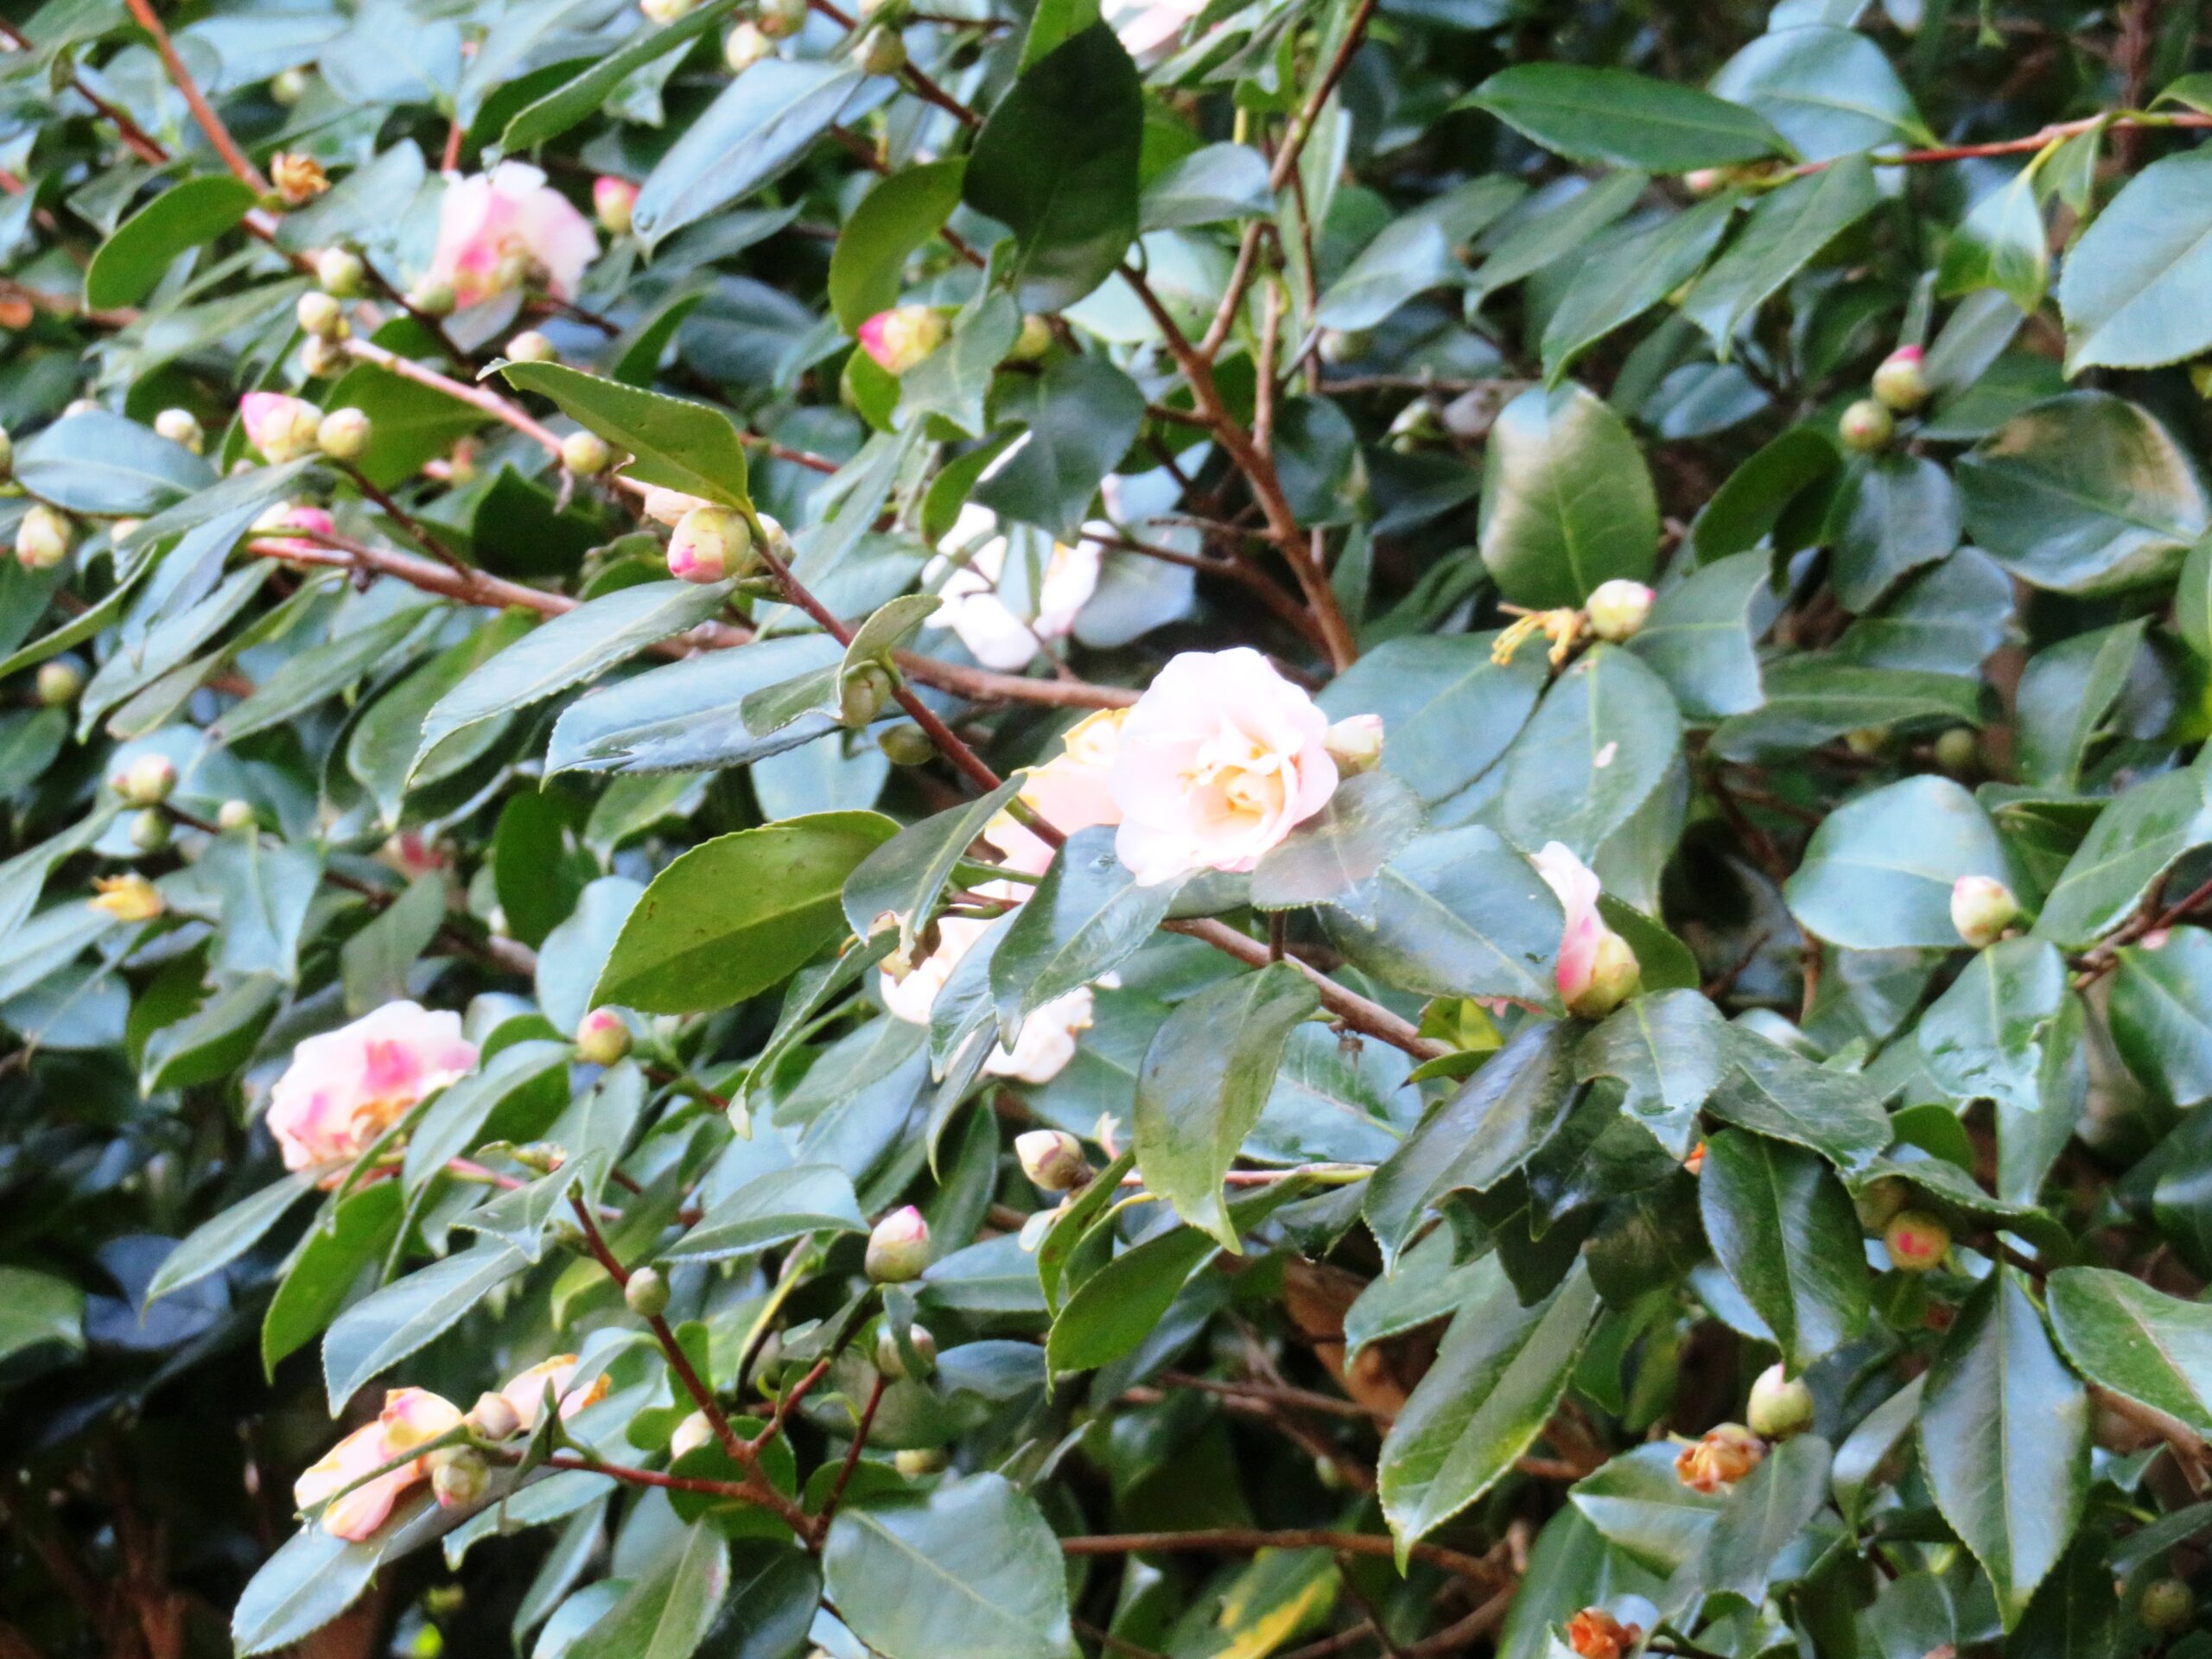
[1532,842,1638,1017]
[925,505,1102,671]
[428,162,598,308]
[295,1388,461,1540]
[265,1001,480,1179]
[982,707,1128,875]
[240,392,322,462]
[495,1355,608,1432]
[1108,647,1338,886]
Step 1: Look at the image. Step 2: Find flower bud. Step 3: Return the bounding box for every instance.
[877,722,937,766]
[465,1391,521,1440]
[893,1446,947,1477]
[89,874,164,922]
[317,408,372,461]
[1317,327,1370,365]
[1585,578,1655,643]
[866,1205,930,1282]
[1872,345,1929,414]
[243,393,325,462]
[296,290,346,339]
[1322,714,1384,776]
[16,504,73,570]
[1933,726,1979,776]
[1853,1175,1908,1232]
[625,1265,671,1319]
[1745,1363,1814,1440]
[756,512,791,561]
[575,1007,632,1065]
[1565,1610,1642,1659]
[642,486,711,527]
[430,1448,489,1508]
[507,329,558,364]
[217,798,257,831]
[1683,167,1725,196]
[670,1409,714,1460]
[35,658,83,708]
[1884,1210,1949,1273]
[129,808,171,854]
[1007,313,1053,363]
[270,66,310,105]
[857,305,949,375]
[593,176,639,236]
[302,335,347,378]
[118,753,178,806]
[1566,929,1639,1020]
[2143,1578,2196,1632]
[640,0,697,19]
[1674,1422,1764,1494]
[840,662,895,729]
[857,23,906,74]
[410,278,457,318]
[555,432,613,480]
[316,246,365,297]
[874,1322,937,1380]
[154,407,204,453]
[270,151,328,207]
[724,20,772,69]
[1016,1129,1087,1192]
[1839,397,1893,453]
[1949,874,2018,948]
[667,505,750,582]
[757,0,808,37]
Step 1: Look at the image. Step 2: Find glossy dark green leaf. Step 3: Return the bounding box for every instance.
[1710,657,1980,761]
[1939,163,2049,313]
[16,409,215,516]
[1711,23,1926,158]
[547,634,843,776]
[2110,927,2212,1105]
[146,1170,321,1306]
[1478,385,1659,607]
[1917,937,2067,1114]
[1465,64,1785,171]
[1315,633,1544,808]
[566,1516,728,1659]
[971,355,1145,537]
[1706,1023,1891,1172]
[840,779,1023,954]
[1698,1129,1868,1370]
[1694,1432,1835,1609]
[631,58,870,246]
[499,363,751,506]
[401,1038,570,1189]
[2031,761,2212,947]
[262,1181,405,1375]
[1541,197,1736,385]
[232,1521,392,1656]
[1501,645,1681,860]
[322,1242,527,1409]
[1136,142,1271,232]
[2060,149,2212,372]
[1681,156,1879,347]
[86,175,257,308]
[665,1165,867,1261]
[1574,989,1726,1158]
[1827,454,1961,613]
[829,159,967,333]
[2047,1266,2212,1438]
[1785,776,2010,949]
[1321,827,1561,1011]
[989,826,1176,1035]
[316,361,488,491]
[2013,619,2145,791]
[1627,550,1772,721]
[499,0,738,150]
[1249,770,1423,920]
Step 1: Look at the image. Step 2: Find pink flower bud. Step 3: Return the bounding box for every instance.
[1884,1210,1949,1273]
[116,753,176,806]
[593,176,638,236]
[866,1205,931,1282]
[464,1392,521,1440]
[1015,1129,1086,1192]
[1838,397,1893,454]
[1323,713,1385,775]
[857,305,949,375]
[667,505,748,582]
[1585,579,1654,643]
[241,392,325,462]
[1872,345,1929,413]
[1949,875,2018,948]
[575,1007,632,1065]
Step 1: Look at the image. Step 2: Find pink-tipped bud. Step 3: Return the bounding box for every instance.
[857,305,949,375]
[1872,345,1929,414]
[1949,875,2018,948]
[1322,714,1385,776]
[1015,1129,1087,1192]
[1585,579,1655,643]
[15,505,73,570]
[242,392,325,462]
[593,176,639,236]
[116,753,177,806]
[575,1007,632,1065]
[1884,1210,1949,1272]
[866,1205,930,1282]
[1746,1363,1814,1440]
[1839,397,1893,454]
[1566,930,1640,1020]
[667,505,748,582]
[874,1322,937,1380]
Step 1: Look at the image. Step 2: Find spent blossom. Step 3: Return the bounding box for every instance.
[265,1001,479,1178]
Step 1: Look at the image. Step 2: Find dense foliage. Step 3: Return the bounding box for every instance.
[19,0,2212,1656]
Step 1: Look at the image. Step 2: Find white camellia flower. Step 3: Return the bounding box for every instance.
[879,882,1096,1085]
[925,505,1103,671]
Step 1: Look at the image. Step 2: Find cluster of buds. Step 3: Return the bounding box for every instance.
[270,152,328,207]
[1674,1421,1764,1493]
[858,305,949,376]
[1949,874,2018,948]
[238,393,374,465]
[865,1205,931,1282]
[1840,346,1929,454]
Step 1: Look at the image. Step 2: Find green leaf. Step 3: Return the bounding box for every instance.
[1681,156,1879,348]
[401,1039,570,1189]
[1377,1257,1598,1561]
[1137,142,1272,232]
[1919,1267,2089,1628]
[1956,391,2208,595]
[2110,927,2212,1106]
[962,23,1141,311]
[1710,657,1980,761]
[2014,619,2146,791]
[1706,1024,1891,1172]
[1827,454,1961,613]
[971,356,1145,538]
[1478,385,1659,607]
[631,58,870,246]
[16,408,215,516]
[410,581,731,780]
[988,826,1177,1037]
[213,601,437,745]
[2174,536,2212,660]
[1575,989,1726,1159]
[2061,149,2212,371]
[1502,645,1682,860]
[86,175,257,309]
[1135,962,1319,1249]
[1698,1129,1868,1370]
[1626,550,1771,720]
[567,1517,728,1659]
[1694,1432,1834,1610]
[2047,1266,2212,1439]
[500,0,739,150]
[1785,776,2011,949]
[664,1165,868,1262]
[348,608,538,825]
[1477,59,1788,168]
[1541,198,1737,384]
[147,1170,321,1306]
[547,634,843,775]
[1938,162,2050,314]
[0,1266,84,1364]
[316,361,492,492]
[595,812,896,1014]
[1322,827,1562,1010]
[1316,633,1544,809]
[1249,771,1424,920]
[194,831,324,982]
[264,1182,405,1374]
[2031,762,2212,947]
[499,363,751,506]
[1835,547,2015,674]
[1917,938,2067,1114]
[1568,1443,1726,1576]
[1710,24,1926,160]
[830,160,968,334]
[841,780,1023,955]
[823,1477,1077,1659]
[323,1241,526,1410]
[232,1522,391,1656]
[341,873,448,1016]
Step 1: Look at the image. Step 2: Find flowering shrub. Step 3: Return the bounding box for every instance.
[15,1,2212,1656]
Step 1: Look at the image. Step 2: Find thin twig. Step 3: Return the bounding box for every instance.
[811,1374,887,1539]
[119,0,270,192]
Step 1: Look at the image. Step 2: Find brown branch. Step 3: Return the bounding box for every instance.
[1060,1529,1500,1585]
[812,1373,887,1539]
[1269,0,1382,192]
[119,0,270,192]
[334,461,469,575]
[1790,109,2212,176]
[808,0,982,127]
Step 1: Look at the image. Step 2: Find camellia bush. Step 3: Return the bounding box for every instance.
[27,0,2212,1656]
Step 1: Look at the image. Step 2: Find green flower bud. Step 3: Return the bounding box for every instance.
[1007,313,1054,363]
[506,330,558,365]
[1871,345,1929,414]
[1745,1363,1815,1440]
[154,408,204,454]
[840,662,895,729]
[1015,1129,1087,1192]
[16,505,73,571]
[724,20,772,70]
[410,279,457,318]
[625,1265,671,1319]
[128,808,170,854]
[270,66,310,105]
[1585,578,1655,644]
[2143,1578,2196,1633]
[1933,726,1979,776]
[1949,875,2018,948]
[118,753,177,806]
[858,23,905,74]
[893,1446,948,1477]
[0,424,13,478]
[1839,397,1894,453]
[667,505,751,582]
[296,290,346,340]
[561,431,613,476]
[430,1447,489,1508]
[575,1007,632,1065]
[316,408,372,461]
[865,1205,930,1282]
[757,0,807,37]
[35,658,83,708]
[877,722,937,766]
[465,1392,520,1440]
[316,247,366,297]
[217,798,257,831]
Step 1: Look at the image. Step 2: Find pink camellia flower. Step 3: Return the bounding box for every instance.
[982,707,1128,876]
[1108,647,1339,887]
[925,505,1102,671]
[495,1355,610,1432]
[428,162,598,308]
[592,175,638,236]
[265,1001,480,1179]
[240,392,324,462]
[857,304,948,374]
[1531,842,1639,1019]
[295,1387,461,1540]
